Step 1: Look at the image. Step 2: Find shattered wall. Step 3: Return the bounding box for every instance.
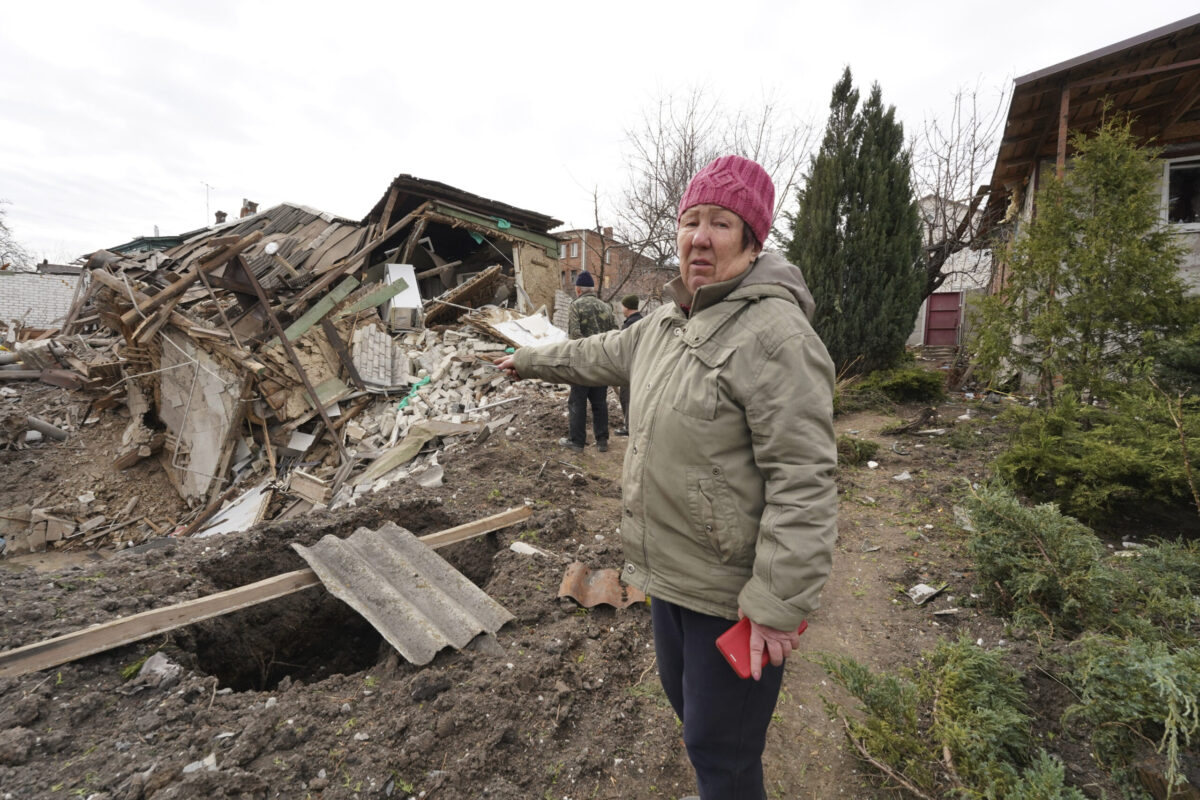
[514,242,560,316]
[156,329,246,504]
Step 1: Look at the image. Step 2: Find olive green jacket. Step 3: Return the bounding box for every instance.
[513,252,837,629]
[567,290,618,340]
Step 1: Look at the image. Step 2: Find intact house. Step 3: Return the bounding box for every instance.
[982,13,1200,295]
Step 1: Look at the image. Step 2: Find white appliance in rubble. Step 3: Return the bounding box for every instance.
[383,264,423,329]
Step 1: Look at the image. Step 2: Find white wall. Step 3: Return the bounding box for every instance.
[0,272,81,329]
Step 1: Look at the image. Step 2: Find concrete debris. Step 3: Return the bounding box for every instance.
[905,582,948,605]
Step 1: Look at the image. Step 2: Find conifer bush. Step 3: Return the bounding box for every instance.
[1062,636,1200,792]
[820,636,1085,798]
[963,484,1114,635]
[994,394,1200,524]
[854,366,946,404]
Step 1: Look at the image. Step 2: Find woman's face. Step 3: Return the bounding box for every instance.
[677,204,762,295]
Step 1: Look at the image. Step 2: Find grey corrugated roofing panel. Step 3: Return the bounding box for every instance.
[292,522,513,666]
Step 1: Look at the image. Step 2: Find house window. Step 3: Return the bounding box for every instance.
[605,250,611,264]
[571,242,579,258]
[1165,157,1200,228]
[559,243,566,258]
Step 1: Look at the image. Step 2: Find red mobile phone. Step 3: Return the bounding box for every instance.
[715,617,808,679]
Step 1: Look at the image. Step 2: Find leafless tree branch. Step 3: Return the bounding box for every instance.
[910,81,1010,298]
[0,200,33,272]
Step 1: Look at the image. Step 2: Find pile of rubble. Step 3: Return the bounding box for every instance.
[1,195,567,558]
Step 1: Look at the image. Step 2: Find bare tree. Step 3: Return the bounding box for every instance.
[0,200,32,271]
[910,82,1009,298]
[614,88,814,280]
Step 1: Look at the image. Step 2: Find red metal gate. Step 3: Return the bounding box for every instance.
[923,292,962,347]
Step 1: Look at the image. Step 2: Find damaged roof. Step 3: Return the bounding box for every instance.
[363,174,562,233]
[985,13,1200,224]
[163,202,368,291]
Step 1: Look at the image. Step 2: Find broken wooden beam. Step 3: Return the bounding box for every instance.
[0,506,532,678]
[88,269,201,333]
[320,318,366,390]
[118,230,263,328]
[286,202,430,314]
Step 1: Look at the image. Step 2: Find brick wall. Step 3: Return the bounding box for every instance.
[0,273,81,328]
[556,228,657,295]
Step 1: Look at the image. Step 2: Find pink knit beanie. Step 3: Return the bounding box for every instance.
[678,155,774,245]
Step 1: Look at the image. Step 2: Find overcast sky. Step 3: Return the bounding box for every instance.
[2,1,1197,262]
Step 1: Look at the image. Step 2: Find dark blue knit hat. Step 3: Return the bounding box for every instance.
[574,271,595,287]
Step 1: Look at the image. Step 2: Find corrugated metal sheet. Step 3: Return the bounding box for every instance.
[557,562,646,609]
[292,522,513,666]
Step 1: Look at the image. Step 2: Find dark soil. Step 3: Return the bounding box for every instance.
[0,381,1134,799]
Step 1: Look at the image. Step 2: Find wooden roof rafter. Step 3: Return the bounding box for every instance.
[983,14,1200,227]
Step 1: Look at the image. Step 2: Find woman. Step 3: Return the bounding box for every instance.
[497,155,837,799]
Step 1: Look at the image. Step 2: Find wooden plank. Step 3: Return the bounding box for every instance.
[88,270,197,332]
[0,506,532,678]
[0,570,323,678]
[417,506,531,549]
[286,202,430,314]
[275,275,359,344]
[118,231,263,327]
[375,185,401,241]
[334,278,409,318]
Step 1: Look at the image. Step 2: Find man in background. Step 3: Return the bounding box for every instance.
[562,271,618,452]
[614,294,643,436]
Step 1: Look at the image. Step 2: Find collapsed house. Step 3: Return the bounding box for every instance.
[1,175,567,554]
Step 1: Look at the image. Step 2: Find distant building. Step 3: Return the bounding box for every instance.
[555,226,660,297]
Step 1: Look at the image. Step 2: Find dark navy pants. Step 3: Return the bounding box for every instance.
[652,598,785,800]
[567,384,608,446]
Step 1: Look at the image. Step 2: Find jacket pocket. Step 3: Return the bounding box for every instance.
[687,466,754,566]
[670,344,733,420]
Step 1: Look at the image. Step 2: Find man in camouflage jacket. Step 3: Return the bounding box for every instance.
[564,271,618,451]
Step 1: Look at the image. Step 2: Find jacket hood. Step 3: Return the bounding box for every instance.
[665,250,816,320]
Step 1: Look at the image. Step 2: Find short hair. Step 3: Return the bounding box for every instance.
[742,222,759,253]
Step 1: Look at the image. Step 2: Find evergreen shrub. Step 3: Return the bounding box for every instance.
[965,485,1200,640]
[964,484,1114,635]
[844,366,945,405]
[820,636,1085,798]
[994,394,1200,523]
[1153,319,1200,395]
[1063,635,1200,792]
[836,435,879,466]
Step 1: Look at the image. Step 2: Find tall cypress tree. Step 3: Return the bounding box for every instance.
[788,68,923,374]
